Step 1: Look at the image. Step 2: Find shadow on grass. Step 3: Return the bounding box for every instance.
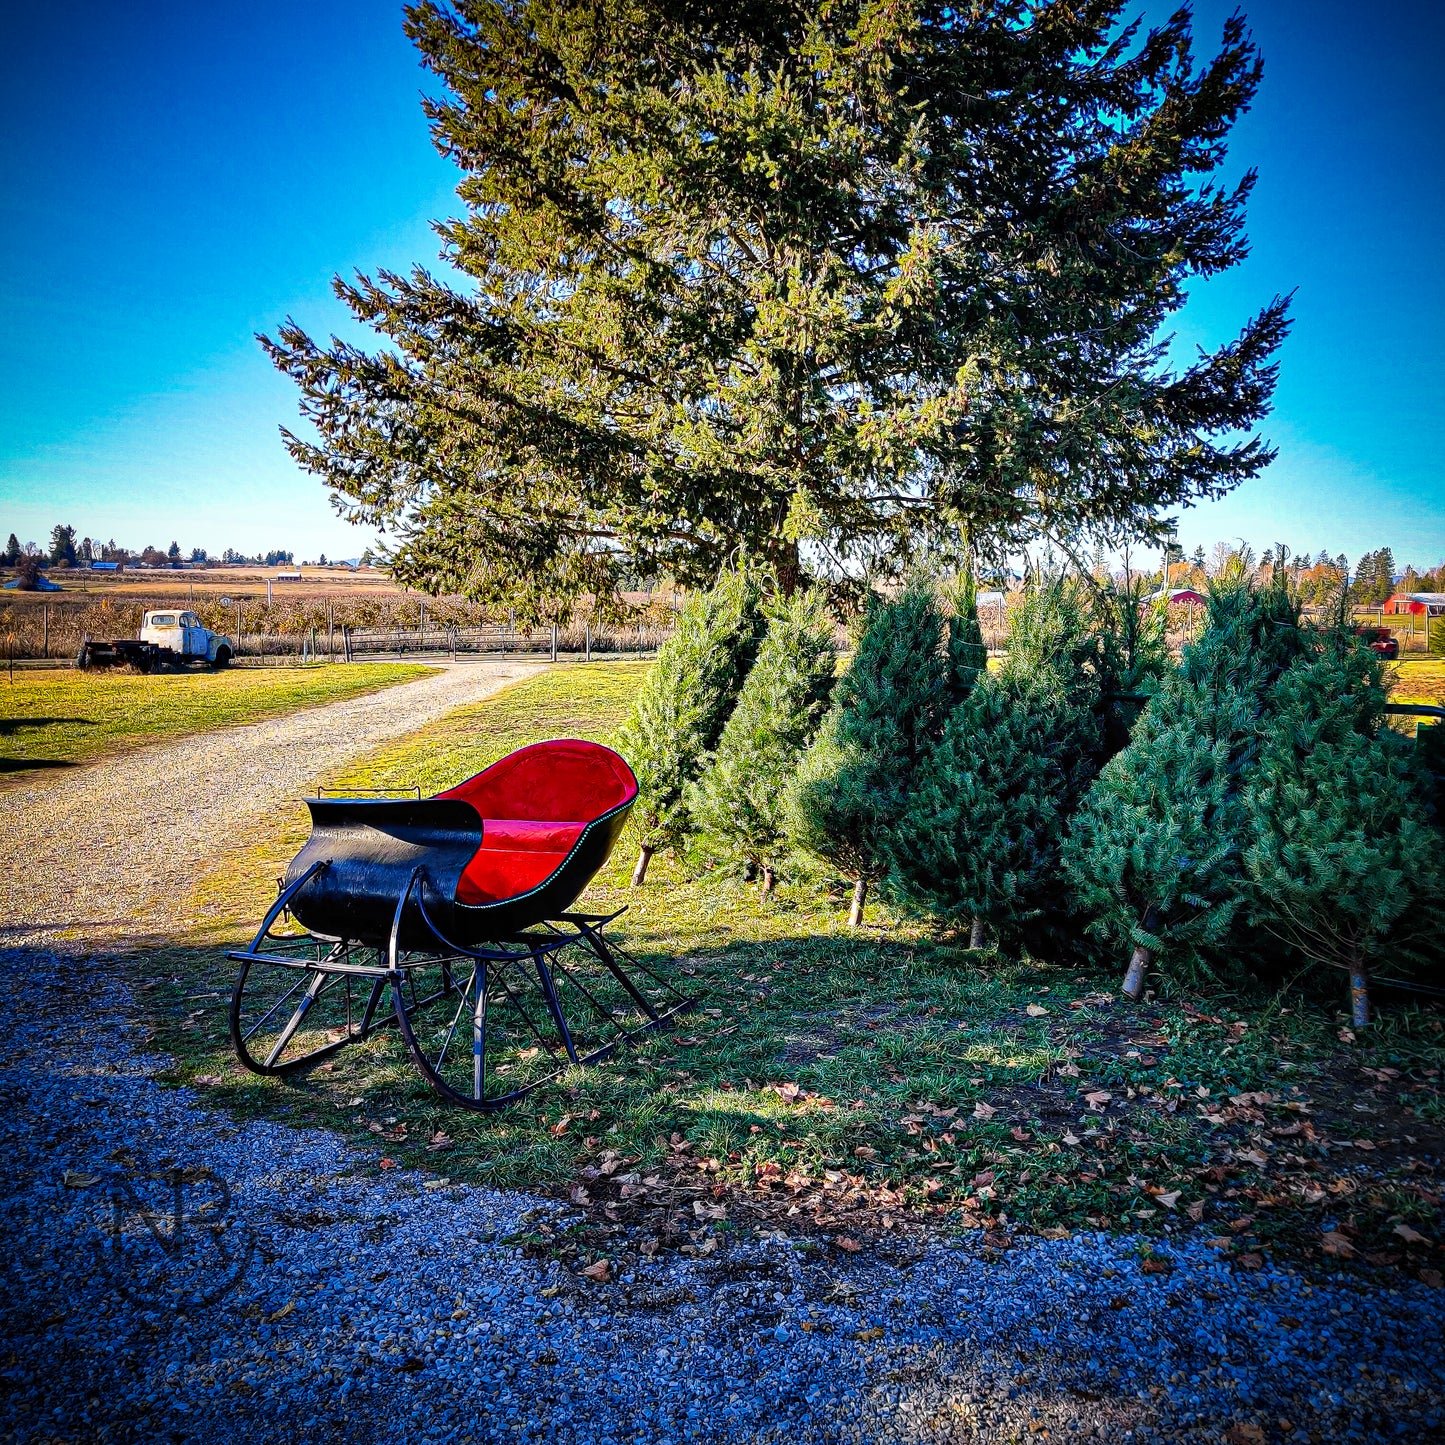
[0,716,95,736]
[0,757,77,772]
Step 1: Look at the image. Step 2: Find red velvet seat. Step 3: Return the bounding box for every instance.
[436,740,637,906]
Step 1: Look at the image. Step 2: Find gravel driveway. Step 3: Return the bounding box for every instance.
[1,663,1441,1442]
[0,661,541,947]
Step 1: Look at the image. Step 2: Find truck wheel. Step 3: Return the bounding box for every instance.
[213,646,232,669]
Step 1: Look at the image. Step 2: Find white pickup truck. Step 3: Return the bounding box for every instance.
[78,610,233,671]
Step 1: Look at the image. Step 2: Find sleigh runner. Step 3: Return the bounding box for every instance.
[228,740,694,1109]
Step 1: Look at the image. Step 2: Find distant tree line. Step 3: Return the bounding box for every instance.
[2,526,298,570]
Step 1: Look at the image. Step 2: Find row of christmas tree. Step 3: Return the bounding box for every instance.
[619,563,1443,1025]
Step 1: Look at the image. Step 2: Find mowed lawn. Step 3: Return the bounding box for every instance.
[1391,658,1445,708]
[0,662,438,775]
[159,660,1444,1276]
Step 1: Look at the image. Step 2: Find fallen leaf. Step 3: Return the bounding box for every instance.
[1059,1062,1081,1078]
[422,1179,448,1191]
[693,1200,727,1221]
[580,1260,611,1283]
[833,1235,862,1253]
[1393,1223,1429,1245]
[1337,1028,1356,1043]
[1061,1130,1081,1146]
[1235,1253,1264,1270]
[1140,1257,1173,1276]
[1235,1150,1268,1168]
[972,1101,997,1121]
[853,1326,885,1342]
[62,1170,98,1189]
[266,1300,296,1324]
[1156,1191,1181,1211]
[1010,1127,1032,1142]
[426,1131,452,1152]
[1320,1231,1355,1257]
[853,1145,877,1160]
[775,1082,803,1103]
[378,1158,396,1171]
[1186,1199,1206,1223]
[1419,1269,1442,1289]
[1037,1226,1070,1241]
[1226,1424,1266,1445]
[1025,1004,1049,1017]
[1083,1091,1112,1112]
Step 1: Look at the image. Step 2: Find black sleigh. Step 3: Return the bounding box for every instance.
[227,740,693,1109]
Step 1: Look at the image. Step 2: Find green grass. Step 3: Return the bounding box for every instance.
[145,662,1442,1277]
[1391,658,1445,707]
[0,662,439,775]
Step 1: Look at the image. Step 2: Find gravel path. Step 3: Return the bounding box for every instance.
[1,951,1441,1444]
[0,662,541,948]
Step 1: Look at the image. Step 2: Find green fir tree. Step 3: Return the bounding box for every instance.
[1242,642,1442,1026]
[885,576,1100,948]
[617,565,765,883]
[689,590,837,894]
[266,2,1289,614]
[787,579,980,925]
[1062,572,1308,997]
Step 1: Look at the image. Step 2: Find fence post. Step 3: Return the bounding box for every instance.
[585,621,591,663]
[328,602,335,662]
[551,623,557,663]
[42,604,48,659]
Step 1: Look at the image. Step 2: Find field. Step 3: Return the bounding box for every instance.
[0,662,437,775]
[147,663,1443,1279]
[0,564,680,661]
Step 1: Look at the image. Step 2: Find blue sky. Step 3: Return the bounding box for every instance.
[2,1,1441,567]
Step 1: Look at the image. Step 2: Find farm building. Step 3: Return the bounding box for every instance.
[1145,586,1207,606]
[1385,592,1445,617]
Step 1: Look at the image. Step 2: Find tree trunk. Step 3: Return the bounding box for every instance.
[847,877,867,928]
[1349,955,1370,1029]
[1122,944,1152,1001]
[631,845,653,888]
[761,865,776,897]
[769,538,802,598]
[969,917,986,950]
[1121,906,1160,1000]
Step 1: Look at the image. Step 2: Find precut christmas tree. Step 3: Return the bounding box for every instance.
[885,575,1101,948]
[688,589,837,894]
[1242,640,1442,1027]
[617,564,765,884]
[787,578,982,926]
[1062,572,1309,997]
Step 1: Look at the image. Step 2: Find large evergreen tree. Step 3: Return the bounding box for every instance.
[689,590,836,893]
[265,1,1289,615]
[787,578,980,926]
[616,563,765,884]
